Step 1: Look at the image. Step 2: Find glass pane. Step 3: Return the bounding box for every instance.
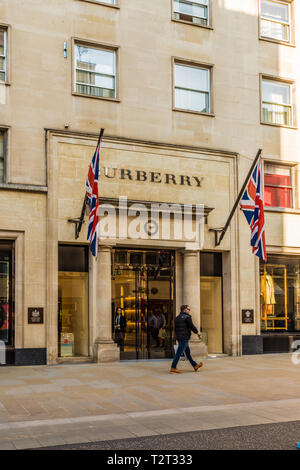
[130,252,143,265]
[264,186,292,207]
[262,80,290,105]
[174,0,208,19]
[261,18,289,41]
[0,248,13,348]
[175,88,209,112]
[0,57,5,71]
[58,272,89,357]
[0,31,4,55]
[59,245,88,272]
[261,0,289,22]
[76,70,114,89]
[260,257,300,332]
[175,64,209,92]
[76,84,115,98]
[0,159,3,183]
[0,72,4,82]
[262,102,291,125]
[200,252,222,276]
[0,132,4,158]
[76,45,115,75]
[200,277,223,353]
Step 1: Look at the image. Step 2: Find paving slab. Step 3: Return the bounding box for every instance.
[0,354,299,449]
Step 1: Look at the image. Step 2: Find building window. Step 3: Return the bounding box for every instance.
[74,43,117,99]
[264,163,293,208]
[261,78,293,126]
[173,0,210,26]
[260,0,291,43]
[174,62,210,113]
[260,256,300,332]
[0,130,6,183]
[0,29,6,82]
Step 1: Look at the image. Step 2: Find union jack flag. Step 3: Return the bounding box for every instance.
[86,134,102,258]
[240,157,267,261]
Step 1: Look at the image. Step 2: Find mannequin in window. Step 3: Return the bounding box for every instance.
[261,273,276,315]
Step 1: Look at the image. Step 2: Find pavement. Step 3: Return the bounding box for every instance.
[0,353,299,450]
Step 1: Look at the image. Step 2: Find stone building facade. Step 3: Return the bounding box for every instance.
[0,0,300,365]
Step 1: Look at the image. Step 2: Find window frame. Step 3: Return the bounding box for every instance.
[263,160,297,210]
[172,57,214,117]
[76,0,120,8]
[171,0,213,30]
[259,0,295,46]
[0,25,10,85]
[0,128,9,184]
[260,74,297,129]
[72,38,120,102]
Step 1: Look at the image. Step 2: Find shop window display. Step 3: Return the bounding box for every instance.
[260,256,300,331]
[58,246,89,357]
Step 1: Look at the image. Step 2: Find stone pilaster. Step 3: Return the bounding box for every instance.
[94,245,119,362]
[183,250,207,359]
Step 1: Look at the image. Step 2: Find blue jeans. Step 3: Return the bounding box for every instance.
[171,339,197,369]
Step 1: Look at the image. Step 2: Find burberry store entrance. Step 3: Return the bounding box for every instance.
[111,249,175,360]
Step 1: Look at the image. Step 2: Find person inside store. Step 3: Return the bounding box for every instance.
[114,307,127,352]
[156,309,167,348]
[148,310,160,348]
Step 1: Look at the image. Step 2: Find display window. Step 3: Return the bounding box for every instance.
[260,256,300,332]
[58,245,89,357]
[0,246,13,346]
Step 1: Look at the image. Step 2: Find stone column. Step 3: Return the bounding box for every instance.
[183,250,207,358]
[94,245,119,362]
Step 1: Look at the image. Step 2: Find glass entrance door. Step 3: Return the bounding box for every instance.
[112,249,175,360]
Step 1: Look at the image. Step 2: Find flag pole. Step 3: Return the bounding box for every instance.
[68,128,105,239]
[211,148,262,247]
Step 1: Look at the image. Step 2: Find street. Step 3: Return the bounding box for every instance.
[39,421,300,450]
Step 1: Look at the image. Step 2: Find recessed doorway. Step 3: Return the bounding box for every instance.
[112,249,175,360]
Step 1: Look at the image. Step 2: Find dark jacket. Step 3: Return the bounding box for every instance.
[115,314,127,333]
[174,312,198,341]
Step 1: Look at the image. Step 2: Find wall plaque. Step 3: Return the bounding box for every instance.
[28,307,44,324]
[242,309,254,324]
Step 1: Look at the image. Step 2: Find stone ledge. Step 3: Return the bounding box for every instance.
[0,183,48,193]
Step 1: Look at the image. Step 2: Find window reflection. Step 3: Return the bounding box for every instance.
[260,256,300,332]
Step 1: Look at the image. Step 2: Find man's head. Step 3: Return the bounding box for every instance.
[181,305,191,314]
[116,307,122,315]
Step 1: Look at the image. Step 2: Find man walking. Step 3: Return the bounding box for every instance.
[170,305,203,373]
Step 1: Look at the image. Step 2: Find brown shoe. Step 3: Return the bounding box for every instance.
[194,362,203,372]
[170,368,182,374]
